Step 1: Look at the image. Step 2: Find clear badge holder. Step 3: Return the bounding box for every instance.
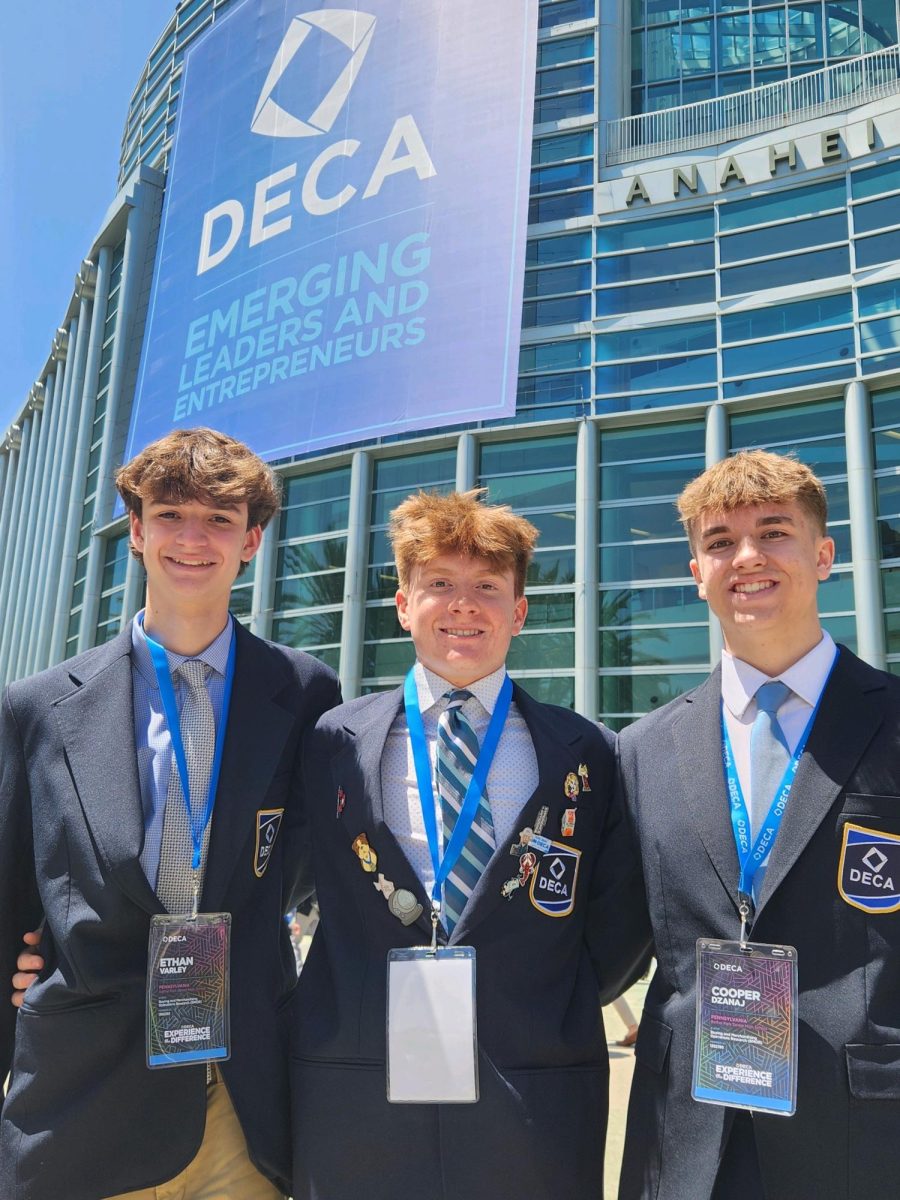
[692,938,798,1116]
[386,945,479,1103]
[146,912,231,1068]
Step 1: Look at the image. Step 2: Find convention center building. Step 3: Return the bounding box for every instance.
[1,0,898,728]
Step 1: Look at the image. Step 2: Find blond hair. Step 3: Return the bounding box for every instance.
[678,450,828,550]
[389,489,538,596]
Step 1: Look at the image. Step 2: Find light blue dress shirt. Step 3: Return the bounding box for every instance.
[130,612,233,889]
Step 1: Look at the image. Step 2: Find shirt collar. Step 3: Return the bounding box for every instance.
[414,660,509,717]
[721,630,836,719]
[131,611,234,686]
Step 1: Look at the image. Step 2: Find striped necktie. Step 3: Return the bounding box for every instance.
[436,689,496,934]
[155,659,215,915]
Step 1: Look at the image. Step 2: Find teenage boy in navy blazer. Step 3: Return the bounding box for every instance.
[1,428,340,1200]
[617,451,900,1200]
[290,489,651,1200]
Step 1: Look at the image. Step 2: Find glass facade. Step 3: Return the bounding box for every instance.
[630,0,900,114]
[1,0,899,724]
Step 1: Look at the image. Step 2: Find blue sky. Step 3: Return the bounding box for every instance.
[0,2,177,435]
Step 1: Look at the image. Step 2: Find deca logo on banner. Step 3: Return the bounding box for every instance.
[197,7,436,276]
[250,10,375,138]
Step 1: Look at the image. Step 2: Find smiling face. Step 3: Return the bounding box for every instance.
[689,501,834,673]
[130,497,262,624]
[395,552,528,688]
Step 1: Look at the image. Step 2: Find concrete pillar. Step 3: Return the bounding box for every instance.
[249,517,278,640]
[598,0,625,163]
[704,403,728,664]
[0,416,33,684]
[50,256,110,658]
[574,419,599,719]
[456,432,478,492]
[339,450,372,700]
[844,380,887,668]
[12,385,53,680]
[78,198,154,654]
[121,549,145,629]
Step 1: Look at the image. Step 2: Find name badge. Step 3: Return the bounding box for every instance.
[386,946,478,1104]
[692,938,797,1116]
[147,913,231,1068]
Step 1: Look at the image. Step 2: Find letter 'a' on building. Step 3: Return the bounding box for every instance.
[2,0,899,718]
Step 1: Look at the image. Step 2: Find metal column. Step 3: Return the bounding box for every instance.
[704,403,728,663]
[574,419,599,720]
[844,380,887,668]
[339,449,372,700]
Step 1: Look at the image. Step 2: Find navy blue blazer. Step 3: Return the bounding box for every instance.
[0,621,340,1200]
[290,682,651,1200]
[618,647,900,1200]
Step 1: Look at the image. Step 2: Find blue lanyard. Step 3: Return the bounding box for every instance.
[722,652,837,902]
[404,668,512,913]
[140,613,236,873]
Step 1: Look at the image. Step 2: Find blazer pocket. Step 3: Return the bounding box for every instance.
[635,1012,672,1074]
[846,1044,900,1100]
[840,795,900,823]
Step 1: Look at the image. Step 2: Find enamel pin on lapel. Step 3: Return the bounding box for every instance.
[374,873,423,926]
[352,832,378,873]
[562,772,579,837]
[501,849,538,899]
[336,786,346,819]
[578,763,591,792]
[510,805,551,858]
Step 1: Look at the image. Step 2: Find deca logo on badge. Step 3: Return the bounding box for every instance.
[529,843,581,918]
[838,823,900,913]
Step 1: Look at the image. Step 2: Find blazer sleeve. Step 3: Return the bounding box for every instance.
[584,728,653,1005]
[0,686,43,1100]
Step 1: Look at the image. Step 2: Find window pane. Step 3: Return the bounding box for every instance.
[596,274,716,314]
[597,208,714,251]
[596,320,716,360]
[723,327,854,377]
[855,229,900,271]
[721,293,852,342]
[731,399,845,446]
[851,156,900,200]
[600,625,710,667]
[596,353,717,392]
[719,212,846,264]
[721,246,849,297]
[600,584,707,625]
[719,178,846,231]
[597,242,715,283]
[527,231,592,265]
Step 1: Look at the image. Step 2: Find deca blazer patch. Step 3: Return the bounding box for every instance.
[254,809,285,878]
[529,841,581,917]
[838,823,900,913]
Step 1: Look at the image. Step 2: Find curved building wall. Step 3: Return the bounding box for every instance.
[1,0,898,714]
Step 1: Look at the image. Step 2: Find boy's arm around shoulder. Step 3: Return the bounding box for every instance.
[584,723,653,1005]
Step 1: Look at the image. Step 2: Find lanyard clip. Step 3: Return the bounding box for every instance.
[738,891,754,951]
[428,900,440,956]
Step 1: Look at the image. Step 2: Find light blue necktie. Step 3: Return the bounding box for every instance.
[436,689,495,934]
[748,680,791,896]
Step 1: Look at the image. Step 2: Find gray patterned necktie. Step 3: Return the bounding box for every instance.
[156,659,215,915]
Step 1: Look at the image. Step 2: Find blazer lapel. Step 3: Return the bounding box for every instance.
[53,629,161,915]
[333,688,435,940]
[201,625,299,911]
[755,647,885,913]
[449,684,584,946]
[671,668,743,916]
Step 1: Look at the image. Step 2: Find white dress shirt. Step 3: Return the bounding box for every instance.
[381,661,539,897]
[721,631,838,894]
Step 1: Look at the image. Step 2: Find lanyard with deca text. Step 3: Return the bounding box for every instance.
[140,613,237,880]
[722,650,837,937]
[405,668,512,931]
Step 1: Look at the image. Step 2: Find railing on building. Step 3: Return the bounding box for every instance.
[606,44,900,165]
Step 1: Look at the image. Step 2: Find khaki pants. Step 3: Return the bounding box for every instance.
[107,1070,283,1200]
